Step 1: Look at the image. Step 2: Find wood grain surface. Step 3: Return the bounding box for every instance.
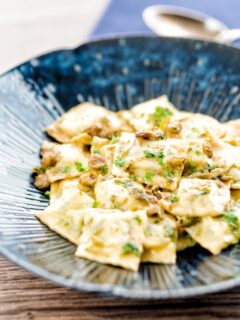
[0,255,240,320]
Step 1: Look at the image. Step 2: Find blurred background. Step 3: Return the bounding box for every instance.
[0,0,239,73]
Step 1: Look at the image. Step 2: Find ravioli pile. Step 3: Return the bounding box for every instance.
[34,96,240,271]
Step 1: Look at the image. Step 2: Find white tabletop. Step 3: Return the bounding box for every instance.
[0,0,109,73]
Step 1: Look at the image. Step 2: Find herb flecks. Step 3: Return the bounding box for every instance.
[44,191,50,199]
[75,162,87,172]
[100,166,108,174]
[224,211,239,234]
[144,149,164,159]
[122,242,141,257]
[62,166,71,173]
[109,134,119,145]
[93,200,99,208]
[114,157,125,167]
[151,106,173,126]
[143,171,154,182]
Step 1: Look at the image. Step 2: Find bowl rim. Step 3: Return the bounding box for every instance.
[0,33,239,76]
[1,34,240,299]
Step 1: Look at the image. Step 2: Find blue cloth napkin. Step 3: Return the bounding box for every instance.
[91,0,240,38]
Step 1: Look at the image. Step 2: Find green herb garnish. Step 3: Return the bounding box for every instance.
[195,150,202,156]
[109,134,119,145]
[164,170,174,178]
[75,162,86,172]
[151,106,173,125]
[44,191,50,199]
[133,216,142,224]
[93,200,99,208]
[144,149,164,159]
[122,242,141,256]
[171,195,178,203]
[165,225,176,241]
[143,171,154,182]
[62,166,71,173]
[224,211,239,233]
[100,166,108,173]
[114,157,125,167]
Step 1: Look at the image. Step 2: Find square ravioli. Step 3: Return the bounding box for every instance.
[94,177,162,215]
[76,209,147,271]
[37,209,85,245]
[211,139,240,189]
[46,102,129,143]
[186,202,240,254]
[161,178,231,217]
[44,178,94,214]
[223,119,240,146]
[142,215,177,264]
[36,178,94,244]
[34,139,89,188]
[126,95,178,131]
[164,112,225,140]
[112,132,188,190]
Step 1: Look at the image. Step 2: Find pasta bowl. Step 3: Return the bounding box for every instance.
[0,35,240,299]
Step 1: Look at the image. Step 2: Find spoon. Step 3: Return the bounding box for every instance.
[143,5,240,44]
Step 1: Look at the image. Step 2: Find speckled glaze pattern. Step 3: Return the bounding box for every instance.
[0,36,240,299]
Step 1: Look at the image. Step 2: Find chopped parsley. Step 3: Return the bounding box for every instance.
[199,188,210,195]
[40,167,47,173]
[114,157,125,167]
[129,174,137,181]
[192,128,199,134]
[224,211,239,234]
[208,164,218,171]
[75,162,86,172]
[164,170,174,178]
[109,134,119,145]
[144,149,164,159]
[151,106,173,126]
[44,190,50,199]
[133,216,142,224]
[195,150,202,156]
[100,166,108,173]
[122,242,141,257]
[114,179,132,188]
[171,195,178,203]
[62,166,71,173]
[93,200,99,208]
[164,225,176,241]
[143,171,154,182]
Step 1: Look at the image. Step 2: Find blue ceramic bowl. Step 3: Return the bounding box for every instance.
[1,36,240,299]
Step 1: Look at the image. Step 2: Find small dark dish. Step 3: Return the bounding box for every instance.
[0,36,240,299]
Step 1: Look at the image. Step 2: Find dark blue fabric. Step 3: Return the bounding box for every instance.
[91,0,240,37]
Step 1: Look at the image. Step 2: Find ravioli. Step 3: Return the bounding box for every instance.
[33,95,240,271]
[46,102,129,143]
[142,215,177,263]
[186,202,240,254]
[34,139,89,188]
[126,96,178,131]
[112,133,188,190]
[164,112,225,140]
[95,176,162,215]
[76,209,147,271]
[211,140,240,189]
[161,178,230,217]
[36,178,94,244]
[223,119,240,146]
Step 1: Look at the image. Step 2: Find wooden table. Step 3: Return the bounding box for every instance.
[1,255,240,320]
